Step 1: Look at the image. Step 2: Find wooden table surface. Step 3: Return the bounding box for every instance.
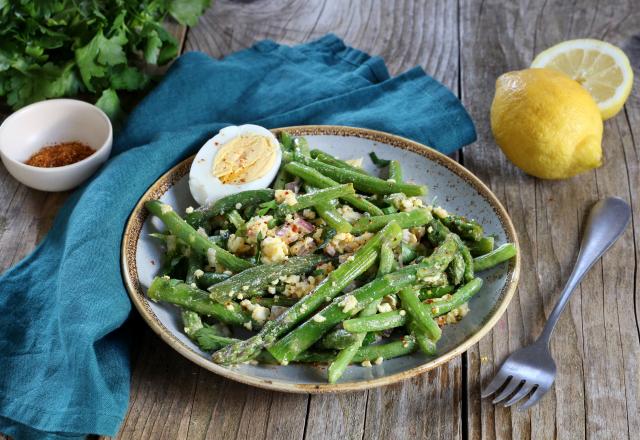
[1,1,639,439]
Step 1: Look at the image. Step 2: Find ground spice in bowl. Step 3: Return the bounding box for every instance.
[25,141,95,168]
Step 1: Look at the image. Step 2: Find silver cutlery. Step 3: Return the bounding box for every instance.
[481,197,631,410]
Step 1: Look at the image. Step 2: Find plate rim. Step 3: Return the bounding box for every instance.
[121,124,520,393]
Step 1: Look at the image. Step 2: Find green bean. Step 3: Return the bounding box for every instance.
[196,272,231,289]
[425,278,483,316]
[319,329,359,350]
[267,234,458,363]
[185,189,275,228]
[279,131,294,150]
[352,335,416,362]
[328,298,379,383]
[328,227,401,382]
[343,310,406,333]
[407,318,436,355]
[377,239,396,277]
[400,242,418,264]
[369,151,391,168]
[227,210,245,230]
[300,157,426,196]
[297,336,417,364]
[146,200,253,272]
[418,284,454,301]
[276,184,355,217]
[388,160,403,183]
[273,169,291,190]
[181,309,204,338]
[314,200,352,233]
[311,149,369,175]
[293,137,311,157]
[284,162,384,215]
[147,277,250,326]
[211,221,401,364]
[473,243,517,271]
[381,205,398,215]
[351,208,432,234]
[208,255,326,302]
[398,287,441,341]
[467,236,495,256]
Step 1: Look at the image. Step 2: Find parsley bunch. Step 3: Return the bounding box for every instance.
[0,1,210,118]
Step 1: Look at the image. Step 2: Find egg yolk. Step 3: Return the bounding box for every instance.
[212,134,277,184]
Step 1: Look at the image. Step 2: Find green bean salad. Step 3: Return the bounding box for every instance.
[145,131,517,383]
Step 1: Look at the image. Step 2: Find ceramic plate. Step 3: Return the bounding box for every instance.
[122,125,520,393]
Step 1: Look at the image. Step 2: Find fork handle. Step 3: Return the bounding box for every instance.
[537,197,630,345]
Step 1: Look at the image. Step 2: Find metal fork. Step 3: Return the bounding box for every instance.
[481,197,631,410]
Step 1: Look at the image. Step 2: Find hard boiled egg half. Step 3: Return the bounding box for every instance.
[189,124,281,206]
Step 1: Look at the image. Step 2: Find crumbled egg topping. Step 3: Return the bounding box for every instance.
[261,236,289,264]
[389,193,425,212]
[337,205,363,223]
[432,206,449,218]
[245,215,273,244]
[325,232,373,256]
[290,236,317,256]
[275,189,298,206]
[227,234,252,255]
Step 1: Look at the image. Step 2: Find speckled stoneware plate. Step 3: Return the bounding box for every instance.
[122,125,520,393]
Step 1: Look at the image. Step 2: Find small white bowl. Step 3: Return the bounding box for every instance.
[0,99,112,192]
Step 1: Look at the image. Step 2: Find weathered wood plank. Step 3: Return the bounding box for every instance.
[460,0,640,439]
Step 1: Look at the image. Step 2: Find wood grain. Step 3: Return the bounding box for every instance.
[1,1,639,439]
[460,1,640,439]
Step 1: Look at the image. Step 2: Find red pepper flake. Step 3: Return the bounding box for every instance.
[25,141,95,168]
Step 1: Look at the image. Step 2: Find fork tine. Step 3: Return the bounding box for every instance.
[481,370,510,398]
[518,385,547,411]
[492,377,523,404]
[503,383,535,407]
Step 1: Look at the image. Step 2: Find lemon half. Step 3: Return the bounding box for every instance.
[531,39,633,120]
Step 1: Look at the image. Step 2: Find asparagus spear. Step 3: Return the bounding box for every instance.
[208,255,326,302]
[146,200,253,272]
[210,221,402,365]
[438,214,484,242]
[467,236,495,256]
[473,243,517,271]
[343,310,407,333]
[267,234,458,363]
[148,277,251,326]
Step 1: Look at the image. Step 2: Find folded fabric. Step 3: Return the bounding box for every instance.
[0,34,475,439]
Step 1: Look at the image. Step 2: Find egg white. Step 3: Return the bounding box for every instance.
[189,124,282,206]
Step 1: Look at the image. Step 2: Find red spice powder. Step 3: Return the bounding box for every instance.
[25,141,95,168]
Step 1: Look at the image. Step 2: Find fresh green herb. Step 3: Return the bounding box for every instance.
[0,1,211,117]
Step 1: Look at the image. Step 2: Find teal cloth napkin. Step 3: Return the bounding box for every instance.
[0,34,475,439]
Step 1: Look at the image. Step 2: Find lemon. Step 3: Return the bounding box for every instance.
[491,68,603,179]
[531,39,633,120]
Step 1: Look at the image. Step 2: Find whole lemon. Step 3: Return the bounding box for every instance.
[490,68,603,179]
